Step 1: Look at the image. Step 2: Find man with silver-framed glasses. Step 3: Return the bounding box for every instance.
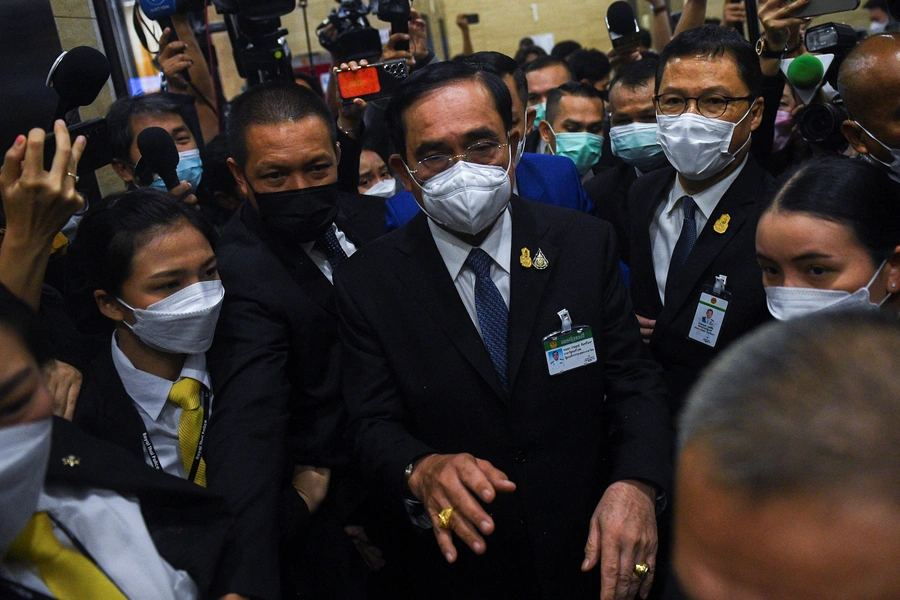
[334,60,671,599]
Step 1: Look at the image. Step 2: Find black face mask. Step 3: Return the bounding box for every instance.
[253,183,340,244]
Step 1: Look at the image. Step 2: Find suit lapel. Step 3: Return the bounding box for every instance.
[507,196,555,389]
[392,214,508,399]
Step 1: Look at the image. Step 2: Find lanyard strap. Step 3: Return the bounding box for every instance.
[134,385,209,484]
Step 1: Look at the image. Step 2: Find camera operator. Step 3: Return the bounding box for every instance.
[838,34,900,186]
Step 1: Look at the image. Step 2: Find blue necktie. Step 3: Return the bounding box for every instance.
[465,248,509,394]
[666,196,697,295]
[314,226,349,270]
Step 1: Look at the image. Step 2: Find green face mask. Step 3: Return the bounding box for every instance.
[551,127,604,175]
[531,101,547,125]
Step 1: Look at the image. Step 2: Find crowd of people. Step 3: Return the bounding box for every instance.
[2,0,900,598]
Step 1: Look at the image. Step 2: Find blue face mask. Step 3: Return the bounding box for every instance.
[609,122,668,171]
[549,126,604,175]
[149,148,203,192]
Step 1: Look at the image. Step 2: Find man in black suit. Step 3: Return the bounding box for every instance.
[336,61,670,600]
[0,290,228,599]
[206,81,385,599]
[629,26,772,415]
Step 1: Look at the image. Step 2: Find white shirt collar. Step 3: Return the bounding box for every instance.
[110,334,211,421]
[667,154,749,221]
[427,206,512,281]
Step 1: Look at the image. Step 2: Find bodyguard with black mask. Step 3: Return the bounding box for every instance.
[207,81,385,599]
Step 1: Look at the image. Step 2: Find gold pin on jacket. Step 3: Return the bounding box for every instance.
[520,247,532,268]
[61,455,81,467]
[713,214,731,234]
[533,249,549,270]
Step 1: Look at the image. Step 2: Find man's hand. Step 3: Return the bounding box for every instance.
[722,1,747,28]
[408,9,429,63]
[335,60,368,138]
[635,314,656,344]
[758,0,810,49]
[609,47,642,73]
[157,27,192,93]
[582,480,658,600]
[345,525,386,571]
[292,465,331,514]
[43,360,82,420]
[407,453,516,563]
[456,13,470,31]
[167,180,199,209]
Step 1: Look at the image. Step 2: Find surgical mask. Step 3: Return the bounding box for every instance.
[531,101,547,125]
[118,280,225,354]
[854,121,900,184]
[609,122,667,171]
[407,147,512,236]
[253,183,340,244]
[656,107,753,181]
[0,418,52,554]
[364,178,397,198]
[765,260,892,321]
[549,126,604,175]
[870,20,888,33]
[772,109,795,153]
[149,148,203,192]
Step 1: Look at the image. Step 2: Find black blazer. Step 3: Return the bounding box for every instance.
[205,192,385,600]
[585,159,640,266]
[334,195,670,599]
[47,417,229,597]
[627,159,774,414]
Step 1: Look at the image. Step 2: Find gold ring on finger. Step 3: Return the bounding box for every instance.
[66,172,79,183]
[633,562,650,580]
[437,506,455,529]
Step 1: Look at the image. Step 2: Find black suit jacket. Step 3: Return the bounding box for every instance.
[335,195,670,598]
[205,192,385,599]
[585,159,640,265]
[628,159,773,414]
[47,417,229,597]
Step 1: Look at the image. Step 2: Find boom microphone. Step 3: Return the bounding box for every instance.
[606,1,641,51]
[136,127,180,190]
[47,46,111,122]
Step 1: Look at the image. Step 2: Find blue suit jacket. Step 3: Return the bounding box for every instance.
[384,152,594,232]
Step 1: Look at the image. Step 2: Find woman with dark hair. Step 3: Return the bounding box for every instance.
[70,188,222,486]
[756,155,900,320]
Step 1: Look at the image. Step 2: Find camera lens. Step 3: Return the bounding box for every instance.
[799,104,838,143]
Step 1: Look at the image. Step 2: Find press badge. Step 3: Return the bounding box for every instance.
[688,275,730,348]
[543,309,597,375]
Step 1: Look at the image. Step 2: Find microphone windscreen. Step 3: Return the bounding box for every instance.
[51,46,110,107]
[787,54,825,90]
[137,127,180,189]
[607,1,639,34]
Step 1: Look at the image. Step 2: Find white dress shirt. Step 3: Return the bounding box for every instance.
[0,487,196,599]
[110,335,213,479]
[300,222,358,283]
[650,155,748,304]
[428,207,512,340]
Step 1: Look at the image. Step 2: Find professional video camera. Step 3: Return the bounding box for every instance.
[795,22,866,150]
[139,0,296,85]
[316,0,411,64]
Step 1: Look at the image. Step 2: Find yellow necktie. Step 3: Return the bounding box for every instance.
[168,377,207,487]
[6,512,126,600]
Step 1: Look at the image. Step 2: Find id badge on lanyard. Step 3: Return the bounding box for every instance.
[542,309,598,376]
[688,274,731,348]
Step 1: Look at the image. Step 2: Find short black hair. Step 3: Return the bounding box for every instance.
[515,45,547,65]
[656,25,762,97]
[567,49,612,85]
[546,81,605,125]
[226,80,336,169]
[385,61,513,162]
[551,40,582,60]
[639,29,653,49]
[106,93,190,163]
[522,55,573,79]
[456,51,528,105]
[610,58,659,93]
[763,155,900,265]
[70,188,217,298]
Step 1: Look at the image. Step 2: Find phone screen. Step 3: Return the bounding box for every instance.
[337,68,381,99]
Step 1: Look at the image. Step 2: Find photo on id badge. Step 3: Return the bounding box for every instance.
[688,293,727,347]
[543,309,597,376]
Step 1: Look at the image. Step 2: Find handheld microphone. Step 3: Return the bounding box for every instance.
[46,46,111,122]
[136,127,180,190]
[606,1,641,51]
[139,0,179,20]
[781,54,835,105]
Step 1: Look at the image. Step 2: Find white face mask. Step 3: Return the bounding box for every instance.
[118,280,225,354]
[363,178,397,198]
[870,20,888,33]
[854,121,900,184]
[766,260,892,321]
[656,107,752,181]
[407,147,512,236]
[0,418,52,554]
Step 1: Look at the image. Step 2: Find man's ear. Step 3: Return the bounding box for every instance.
[538,120,554,146]
[227,158,251,203]
[389,154,415,193]
[841,120,870,155]
[95,290,126,323]
[525,107,537,133]
[111,159,136,185]
[335,142,342,166]
[748,96,765,132]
